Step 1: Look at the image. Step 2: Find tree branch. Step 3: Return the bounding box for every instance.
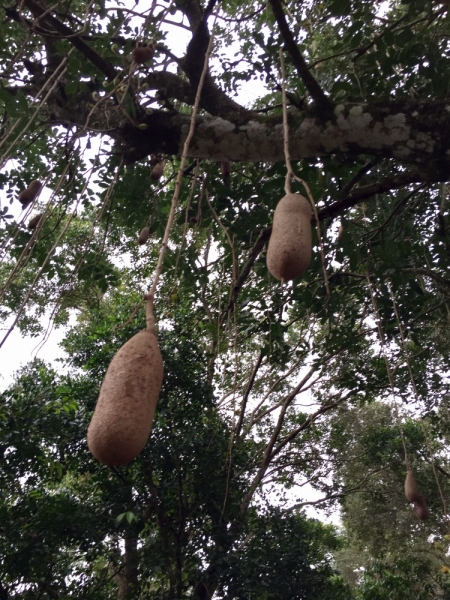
[269,0,331,111]
[403,267,450,289]
[22,0,117,80]
[319,172,426,221]
[284,468,386,511]
[220,227,271,323]
[338,160,376,200]
[235,351,264,438]
[179,1,250,119]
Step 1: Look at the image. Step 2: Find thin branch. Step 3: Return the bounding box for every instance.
[284,468,386,511]
[220,228,271,323]
[352,13,409,62]
[338,160,376,200]
[22,0,117,79]
[235,351,264,438]
[403,267,450,289]
[318,172,425,221]
[269,0,331,111]
[365,185,424,242]
[148,20,216,297]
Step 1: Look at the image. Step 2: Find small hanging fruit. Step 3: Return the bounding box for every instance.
[220,160,231,180]
[87,294,164,466]
[28,213,43,230]
[266,193,312,282]
[150,160,165,181]
[404,469,429,520]
[18,180,42,209]
[138,227,150,245]
[132,43,154,64]
[404,469,422,503]
[414,494,429,521]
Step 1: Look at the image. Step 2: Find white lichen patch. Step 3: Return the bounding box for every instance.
[210,117,238,135]
[414,131,435,153]
[384,113,406,129]
[349,105,363,119]
[185,108,426,162]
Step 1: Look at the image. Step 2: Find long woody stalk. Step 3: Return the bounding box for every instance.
[147,24,216,301]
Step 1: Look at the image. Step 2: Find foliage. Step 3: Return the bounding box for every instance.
[1,0,450,598]
[0,303,351,598]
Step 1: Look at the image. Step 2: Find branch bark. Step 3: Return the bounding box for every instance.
[319,172,426,221]
[269,0,331,112]
[22,0,117,80]
[112,98,450,174]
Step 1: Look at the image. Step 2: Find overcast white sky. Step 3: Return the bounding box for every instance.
[0,11,268,390]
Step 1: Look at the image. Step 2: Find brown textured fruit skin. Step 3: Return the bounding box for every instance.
[28,214,42,230]
[132,46,154,64]
[138,227,150,245]
[220,160,231,179]
[18,180,42,208]
[414,494,429,520]
[87,329,164,466]
[405,469,422,503]
[266,193,312,281]
[150,161,165,180]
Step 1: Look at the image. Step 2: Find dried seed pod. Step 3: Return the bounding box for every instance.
[405,469,422,503]
[150,161,165,181]
[18,180,42,208]
[266,193,312,282]
[138,226,150,245]
[87,313,164,466]
[220,160,231,179]
[414,494,429,521]
[28,213,43,230]
[132,45,154,64]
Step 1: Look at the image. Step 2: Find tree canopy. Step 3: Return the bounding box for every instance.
[1,0,450,598]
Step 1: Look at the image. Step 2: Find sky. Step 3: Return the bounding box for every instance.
[0,4,346,528]
[0,9,267,390]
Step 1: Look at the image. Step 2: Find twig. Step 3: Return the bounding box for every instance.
[235,351,264,438]
[147,20,217,299]
[279,49,330,297]
[319,172,424,221]
[388,281,448,520]
[220,228,271,323]
[270,0,330,111]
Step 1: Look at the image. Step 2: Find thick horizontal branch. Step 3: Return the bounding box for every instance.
[113,98,450,175]
[143,72,195,105]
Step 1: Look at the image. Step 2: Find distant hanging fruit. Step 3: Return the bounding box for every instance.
[220,160,231,180]
[87,295,164,466]
[28,213,43,230]
[18,180,42,209]
[414,494,429,521]
[404,469,422,503]
[266,193,312,282]
[138,226,150,245]
[132,44,154,64]
[150,161,165,181]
